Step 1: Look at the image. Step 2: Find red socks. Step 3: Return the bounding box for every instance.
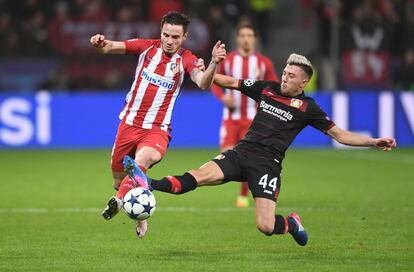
[116,165,147,199]
[240,181,249,197]
[116,176,136,199]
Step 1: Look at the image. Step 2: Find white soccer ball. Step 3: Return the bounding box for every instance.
[122,187,156,220]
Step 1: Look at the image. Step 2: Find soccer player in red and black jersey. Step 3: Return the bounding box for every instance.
[211,23,278,208]
[125,53,396,245]
[90,11,226,237]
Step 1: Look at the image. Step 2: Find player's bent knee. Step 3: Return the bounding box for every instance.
[256,222,273,236]
[136,154,161,169]
[256,215,274,235]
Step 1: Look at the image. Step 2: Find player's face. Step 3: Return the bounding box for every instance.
[160,23,187,55]
[236,28,256,53]
[280,64,308,96]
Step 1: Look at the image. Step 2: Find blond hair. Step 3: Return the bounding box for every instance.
[286,53,313,79]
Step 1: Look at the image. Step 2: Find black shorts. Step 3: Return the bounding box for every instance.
[213,149,281,202]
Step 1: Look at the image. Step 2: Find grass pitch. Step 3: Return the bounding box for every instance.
[0,148,413,271]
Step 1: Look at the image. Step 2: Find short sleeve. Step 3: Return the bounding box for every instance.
[307,103,335,133]
[181,50,199,75]
[239,80,276,102]
[124,39,159,54]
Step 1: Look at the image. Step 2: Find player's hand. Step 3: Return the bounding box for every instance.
[195,58,206,71]
[90,34,108,48]
[211,40,226,64]
[373,137,397,151]
[222,93,236,111]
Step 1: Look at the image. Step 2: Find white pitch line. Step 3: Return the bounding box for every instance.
[0,206,413,214]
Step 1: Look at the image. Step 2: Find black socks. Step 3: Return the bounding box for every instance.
[151,172,197,194]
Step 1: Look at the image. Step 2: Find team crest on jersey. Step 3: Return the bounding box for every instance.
[290,98,303,108]
[243,79,256,86]
[169,62,180,74]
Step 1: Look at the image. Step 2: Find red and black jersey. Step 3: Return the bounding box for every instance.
[233,79,335,162]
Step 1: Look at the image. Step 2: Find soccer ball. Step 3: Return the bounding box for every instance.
[122,187,156,220]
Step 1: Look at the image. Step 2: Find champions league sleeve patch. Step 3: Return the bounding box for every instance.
[243,79,256,86]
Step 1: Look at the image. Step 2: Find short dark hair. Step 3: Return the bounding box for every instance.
[235,23,257,37]
[161,11,190,33]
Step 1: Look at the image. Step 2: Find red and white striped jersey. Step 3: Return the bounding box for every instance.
[211,51,278,120]
[119,39,198,131]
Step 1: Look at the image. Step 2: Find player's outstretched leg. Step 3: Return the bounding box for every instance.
[102,196,122,220]
[288,212,308,246]
[123,155,151,189]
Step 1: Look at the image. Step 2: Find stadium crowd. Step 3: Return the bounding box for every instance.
[0,0,413,91]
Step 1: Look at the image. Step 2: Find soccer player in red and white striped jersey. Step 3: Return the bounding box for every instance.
[90,11,226,237]
[211,23,278,208]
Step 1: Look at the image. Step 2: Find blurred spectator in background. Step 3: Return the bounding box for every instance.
[312,0,334,57]
[18,11,49,56]
[404,0,414,50]
[206,5,233,51]
[48,1,73,55]
[0,13,18,56]
[77,0,110,22]
[248,0,276,47]
[103,69,131,90]
[1,0,413,92]
[38,64,71,91]
[148,0,183,22]
[340,0,395,90]
[393,49,414,90]
[183,13,210,59]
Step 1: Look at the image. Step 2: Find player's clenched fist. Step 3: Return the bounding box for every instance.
[90,34,107,48]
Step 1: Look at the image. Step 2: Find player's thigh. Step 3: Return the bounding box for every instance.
[135,128,171,168]
[135,146,162,169]
[111,123,139,172]
[189,161,225,186]
[210,150,243,184]
[246,160,282,202]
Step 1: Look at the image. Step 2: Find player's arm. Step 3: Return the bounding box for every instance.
[327,125,397,151]
[213,74,240,90]
[191,41,227,90]
[90,34,126,54]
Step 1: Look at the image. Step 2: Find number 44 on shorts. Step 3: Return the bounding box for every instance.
[258,174,278,192]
